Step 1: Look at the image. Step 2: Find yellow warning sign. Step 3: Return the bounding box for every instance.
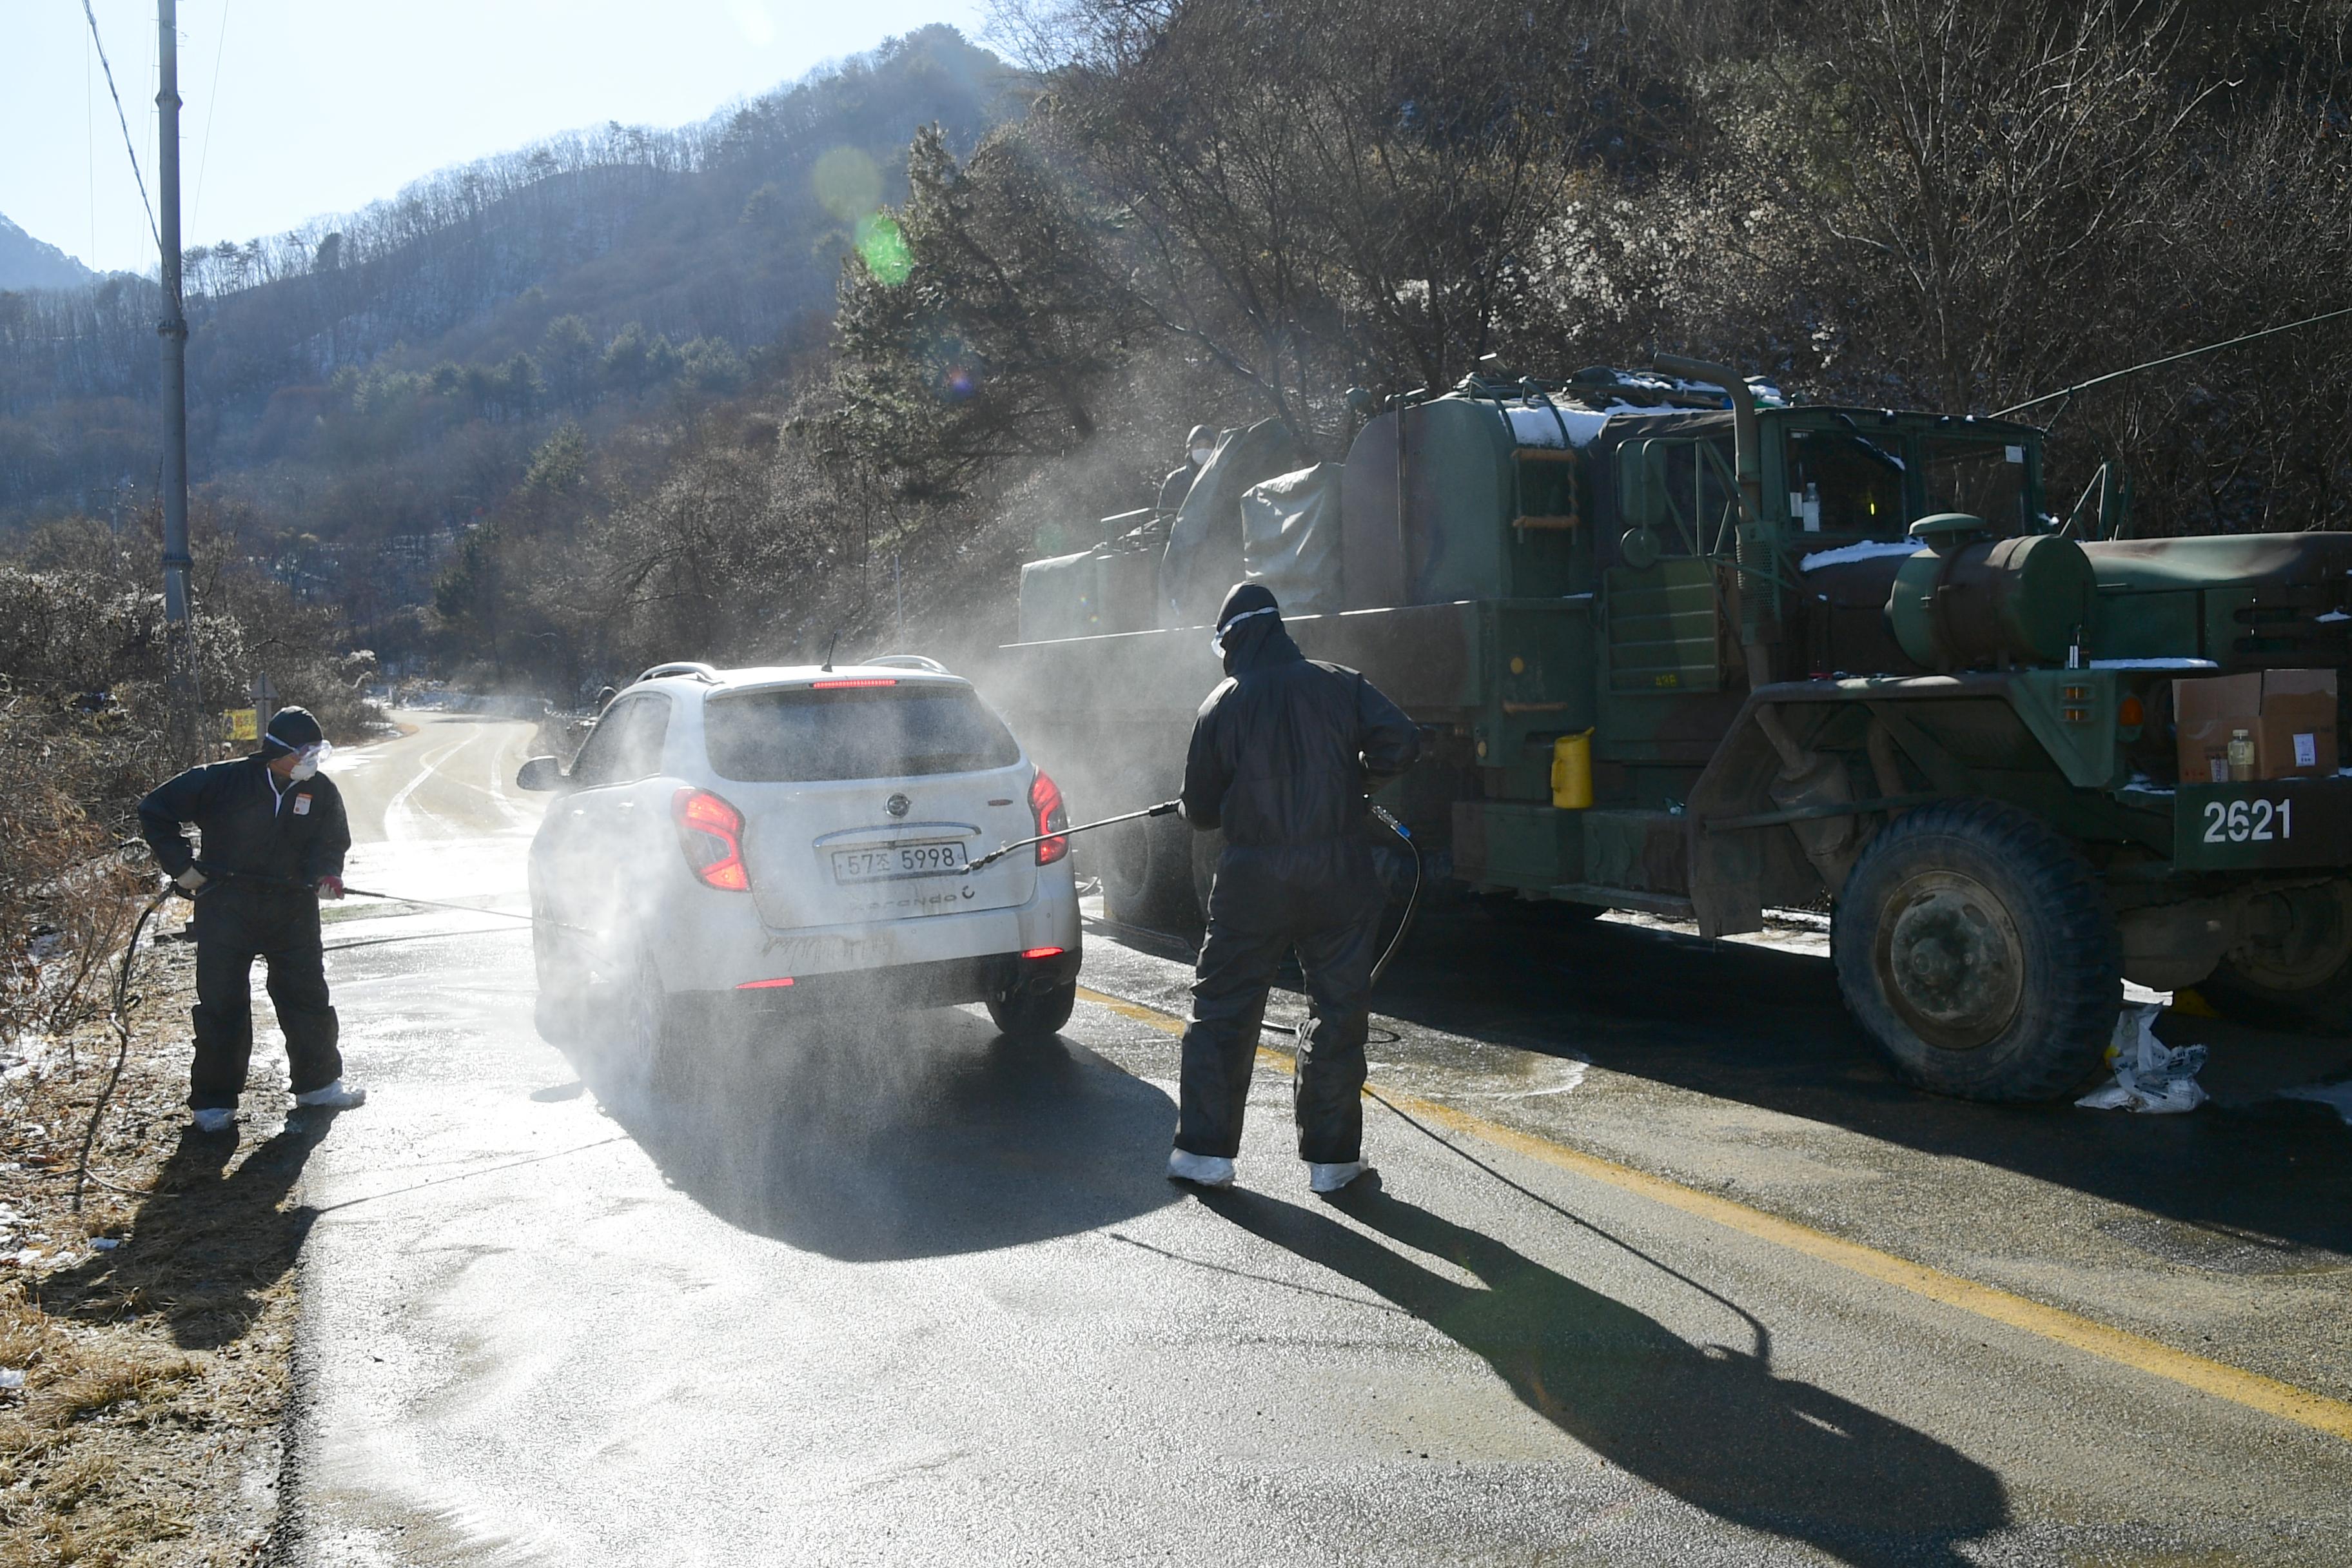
[224,708,259,742]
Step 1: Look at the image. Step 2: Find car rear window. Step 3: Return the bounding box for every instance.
[701,683,1022,782]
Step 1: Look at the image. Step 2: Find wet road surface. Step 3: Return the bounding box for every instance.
[262,711,2352,1564]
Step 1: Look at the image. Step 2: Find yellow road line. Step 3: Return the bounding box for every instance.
[1076,984,2352,1444]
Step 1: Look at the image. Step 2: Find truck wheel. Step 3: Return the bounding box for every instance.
[1833,798,2120,1101]
[2200,879,2352,1035]
[1101,810,1202,932]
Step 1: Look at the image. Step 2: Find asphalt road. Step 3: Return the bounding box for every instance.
[246,710,2352,1565]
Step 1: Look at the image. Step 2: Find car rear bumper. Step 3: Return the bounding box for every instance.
[712,945,1081,1017]
[652,872,1083,993]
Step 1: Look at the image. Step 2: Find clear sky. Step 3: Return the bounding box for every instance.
[3,0,996,276]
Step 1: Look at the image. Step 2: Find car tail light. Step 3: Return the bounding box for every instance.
[1030,769,1069,865]
[736,976,795,989]
[1021,946,1066,960]
[673,787,750,891]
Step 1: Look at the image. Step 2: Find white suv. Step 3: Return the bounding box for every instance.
[516,658,1081,1063]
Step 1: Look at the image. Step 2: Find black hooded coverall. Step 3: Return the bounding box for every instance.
[1175,595,1420,1164]
[139,756,350,1110]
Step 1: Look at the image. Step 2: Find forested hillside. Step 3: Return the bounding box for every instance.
[420,0,2352,699]
[5,1,2349,703]
[0,24,1008,667]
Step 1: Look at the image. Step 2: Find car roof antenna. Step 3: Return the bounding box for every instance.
[821,629,841,672]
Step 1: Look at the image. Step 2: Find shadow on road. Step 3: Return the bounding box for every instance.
[1211,1181,2008,1567]
[568,1008,1181,1262]
[44,1119,333,1349]
[1375,908,2352,1260]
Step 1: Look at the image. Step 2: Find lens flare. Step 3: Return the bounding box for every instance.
[856,213,913,287]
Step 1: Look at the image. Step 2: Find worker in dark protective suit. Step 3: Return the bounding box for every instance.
[1157,424,1218,520]
[1169,583,1420,1194]
[139,706,366,1134]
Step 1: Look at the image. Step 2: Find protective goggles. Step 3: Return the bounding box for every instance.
[1208,604,1279,656]
[269,734,333,772]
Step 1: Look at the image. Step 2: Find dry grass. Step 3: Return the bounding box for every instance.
[1,936,303,1568]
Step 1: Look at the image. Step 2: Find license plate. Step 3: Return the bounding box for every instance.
[830,839,968,883]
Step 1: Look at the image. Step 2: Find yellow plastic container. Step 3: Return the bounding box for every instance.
[1550,730,1594,810]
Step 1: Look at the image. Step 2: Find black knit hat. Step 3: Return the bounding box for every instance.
[260,705,324,756]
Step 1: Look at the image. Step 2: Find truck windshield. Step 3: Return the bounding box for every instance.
[703,685,1021,782]
[1923,439,2030,533]
[1785,426,1905,537]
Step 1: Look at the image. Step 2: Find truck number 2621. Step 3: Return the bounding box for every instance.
[2204,798,2292,844]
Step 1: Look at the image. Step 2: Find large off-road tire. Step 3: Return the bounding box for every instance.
[1832,798,2120,1102]
[986,978,1078,1040]
[1101,810,1202,932]
[2199,879,2352,1035]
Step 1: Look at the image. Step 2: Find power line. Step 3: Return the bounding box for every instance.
[191,0,231,231]
[1993,305,2352,421]
[80,0,161,249]
[84,17,97,264]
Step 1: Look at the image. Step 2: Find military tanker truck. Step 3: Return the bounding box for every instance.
[980,359,2351,1101]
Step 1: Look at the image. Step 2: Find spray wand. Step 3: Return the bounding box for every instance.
[156,860,598,938]
[960,799,1181,875]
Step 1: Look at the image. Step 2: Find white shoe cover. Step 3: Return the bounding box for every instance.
[1166,1149,1235,1189]
[1309,1160,1371,1193]
[293,1078,368,1109]
[190,1107,235,1134]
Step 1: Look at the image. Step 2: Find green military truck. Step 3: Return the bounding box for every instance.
[981,360,2351,1101]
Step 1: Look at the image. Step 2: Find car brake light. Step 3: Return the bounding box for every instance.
[1030,769,1069,865]
[736,976,795,989]
[811,678,897,689]
[672,787,750,892]
[1021,946,1066,960]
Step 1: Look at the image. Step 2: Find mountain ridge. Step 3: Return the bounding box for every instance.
[0,213,97,292]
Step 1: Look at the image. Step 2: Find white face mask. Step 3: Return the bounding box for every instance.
[282,741,331,781]
[1190,446,1214,467]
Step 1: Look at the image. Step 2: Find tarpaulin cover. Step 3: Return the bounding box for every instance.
[1240,462,1346,614]
[1018,549,1101,642]
[1159,418,1304,627]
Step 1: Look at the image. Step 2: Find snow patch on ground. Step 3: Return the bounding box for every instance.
[1,1035,57,1084]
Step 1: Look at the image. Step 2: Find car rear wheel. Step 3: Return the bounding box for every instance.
[1833,798,2120,1102]
[987,977,1077,1039]
[593,945,681,1094]
[531,910,591,1045]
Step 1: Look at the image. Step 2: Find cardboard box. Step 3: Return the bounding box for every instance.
[2173,670,2339,783]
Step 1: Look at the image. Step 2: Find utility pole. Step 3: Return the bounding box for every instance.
[156,0,199,756]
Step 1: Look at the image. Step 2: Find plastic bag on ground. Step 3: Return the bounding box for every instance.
[2076,1004,2208,1113]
